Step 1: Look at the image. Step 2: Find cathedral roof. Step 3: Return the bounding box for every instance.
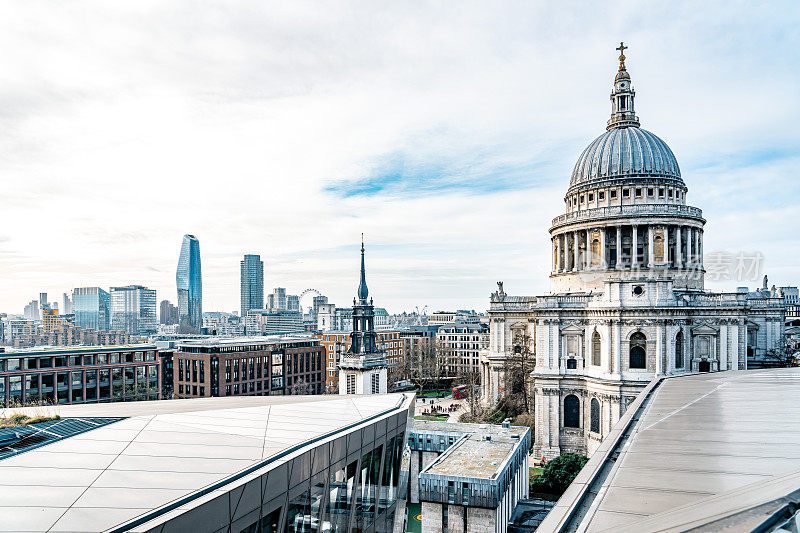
[570,126,682,187]
[569,43,682,189]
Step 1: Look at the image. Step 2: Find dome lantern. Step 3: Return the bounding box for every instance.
[607,42,640,130]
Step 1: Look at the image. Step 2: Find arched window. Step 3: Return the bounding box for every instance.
[564,394,580,428]
[592,331,601,366]
[590,398,600,433]
[566,358,577,369]
[629,332,646,369]
[591,238,601,266]
[675,331,684,368]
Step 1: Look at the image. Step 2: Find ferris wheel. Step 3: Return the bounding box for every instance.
[299,288,323,314]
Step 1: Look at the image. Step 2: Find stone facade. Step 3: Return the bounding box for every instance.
[482,46,785,460]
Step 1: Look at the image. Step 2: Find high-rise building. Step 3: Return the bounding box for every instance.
[287,294,300,312]
[23,300,40,321]
[240,254,264,317]
[62,292,73,315]
[266,287,287,312]
[159,300,179,325]
[42,308,65,333]
[39,292,49,310]
[176,234,202,334]
[110,285,157,336]
[339,237,388,395]
[73,287,111,331]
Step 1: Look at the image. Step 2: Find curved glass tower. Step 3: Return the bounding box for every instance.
[177,234,202,333]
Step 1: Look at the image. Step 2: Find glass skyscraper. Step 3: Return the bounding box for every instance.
[177,234,202,333]
[110,285,157,336]
[240,254,264,317]
[73,287,111,331]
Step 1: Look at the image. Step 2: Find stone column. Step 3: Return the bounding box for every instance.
[699,230,704,267]
[615,225,622,269]
[573,231,579,271]
[693,228,699,266]
[656,320,664,375]
[585,229,590,269]
[632,225,638,269]
[648,225,655,267]
[675,225,682,268]
[600,227,607,269]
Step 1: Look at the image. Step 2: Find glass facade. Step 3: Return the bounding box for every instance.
[176,234,202,333]
[110,285,157,335]
[73,287,111,331]
[141,406,410,533]
[240,254,264,318]
[0,347,160,407]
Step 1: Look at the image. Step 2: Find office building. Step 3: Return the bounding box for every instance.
[437,321,489,378]
[73,287,111,331]
[110,285,157,336]
[173,337,325,398]
[0,344,160,406]
[62,293,72,315]
[23,300,40,321]
[159,299,179,325]
[176,234,202,333]
[246,309,304,335]
[267,287,287,312]
[41,308,65,333]
[0,393,411,532]
[240,254,264,317]
[407,420,531,533]
[39,292,49,310]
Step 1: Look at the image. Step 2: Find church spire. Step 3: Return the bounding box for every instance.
[357,233,369,302]
[607,41,640,130]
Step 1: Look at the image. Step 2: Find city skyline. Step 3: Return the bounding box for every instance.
[0,2,798,314]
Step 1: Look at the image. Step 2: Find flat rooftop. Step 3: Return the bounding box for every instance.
[414,420,529,480]
[426,438,516,479]
[540,368,800,532]
[0,393,411,532]
[1,344,156,355]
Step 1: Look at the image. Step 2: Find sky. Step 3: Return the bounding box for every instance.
[0,1,798,315]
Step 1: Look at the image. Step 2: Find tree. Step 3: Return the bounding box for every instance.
[763,340,798,368]
[290,378,314,395]
[530,453,588,496]
[403,336,448,390]
[503,330,536,413]
[460,368,485,420]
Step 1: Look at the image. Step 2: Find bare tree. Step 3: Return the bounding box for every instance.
[460,368,485,420]
[503,330,536,414]
[404,336,449,390]
[764,340,799,368]
[290,378,314,395]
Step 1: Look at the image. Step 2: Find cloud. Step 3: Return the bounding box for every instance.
[0,1,798,313]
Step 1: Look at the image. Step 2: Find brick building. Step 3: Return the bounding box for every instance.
[173,337,325,398]
[314,330,405,393]
[0,344,160,407]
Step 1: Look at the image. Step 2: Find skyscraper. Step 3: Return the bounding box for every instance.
[73,287,111,331]
[110,285,157,336]
[176,234,202,334]
[62,292,73,315]
[240,254,264,317]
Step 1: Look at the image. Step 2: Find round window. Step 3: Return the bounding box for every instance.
[632,285,644,296]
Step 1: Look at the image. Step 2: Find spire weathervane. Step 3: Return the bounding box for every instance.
[616,41,628,71]
[357,233,369,302]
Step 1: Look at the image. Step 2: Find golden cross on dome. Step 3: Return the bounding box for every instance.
[616,41,628,70]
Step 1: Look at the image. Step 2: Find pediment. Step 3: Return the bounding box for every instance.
[560,323,584,334]
[691,322,719,334]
